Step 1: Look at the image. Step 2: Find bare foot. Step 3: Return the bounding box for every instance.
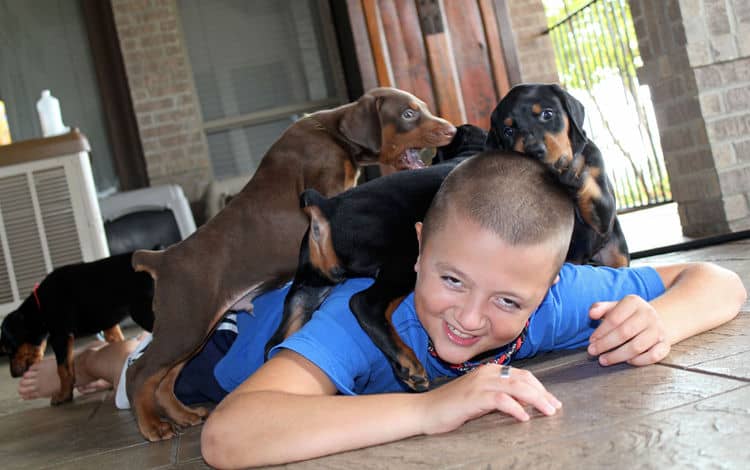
[17,341,112,400]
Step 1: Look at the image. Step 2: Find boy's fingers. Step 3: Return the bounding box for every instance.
[597,327,660,365]
[495,393,529,421]
[589,300,635,341]
[497,381,558,417]
[627,341,671,367]
[588,301,616,321]
[589,307,649,356]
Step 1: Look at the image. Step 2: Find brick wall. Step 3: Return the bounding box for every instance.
[506,0,559,84]
[631,0,750,236]
[111,0,211,210]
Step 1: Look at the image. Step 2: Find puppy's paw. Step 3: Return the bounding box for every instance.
[394,358,430,392]
[170,407,209,428]
[139,418,176,442]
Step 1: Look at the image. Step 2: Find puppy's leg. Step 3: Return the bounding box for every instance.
[49,335,75,405]
[127,291,223,441]
[128,362,175,441]
[102,325,125,343]
[155,360,209,428]
[591,217,630,268]
[349,265,428,391]
[265,265,335,357]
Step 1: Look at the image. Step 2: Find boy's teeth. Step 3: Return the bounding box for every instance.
[448,324,473,338]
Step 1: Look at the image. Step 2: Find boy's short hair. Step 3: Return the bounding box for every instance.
[422,150,575,273]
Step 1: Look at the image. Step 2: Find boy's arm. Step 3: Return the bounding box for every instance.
[588,262,746,366]
[201,350,560,469]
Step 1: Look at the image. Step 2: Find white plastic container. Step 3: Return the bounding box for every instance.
[36,90,69,137]
[0,99,11,144]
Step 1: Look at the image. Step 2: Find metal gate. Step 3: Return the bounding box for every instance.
[542,0,671,211]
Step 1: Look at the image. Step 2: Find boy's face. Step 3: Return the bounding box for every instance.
[413,213,560,365]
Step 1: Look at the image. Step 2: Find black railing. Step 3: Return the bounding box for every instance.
[542,0,671,210]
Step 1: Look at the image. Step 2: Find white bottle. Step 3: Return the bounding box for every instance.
[36,90,69,137]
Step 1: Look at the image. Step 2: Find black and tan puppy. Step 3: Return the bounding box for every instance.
[266,131,486,391]
[266,160,464,392]
[0,252,154,405]
[486,83,629,267]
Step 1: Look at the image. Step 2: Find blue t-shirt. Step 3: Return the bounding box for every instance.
[214,263,665,395]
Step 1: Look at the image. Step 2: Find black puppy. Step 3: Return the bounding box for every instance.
[264,161,461,391]
[0,252,154,405]
[486,83,629,267]
[264,130,483,391]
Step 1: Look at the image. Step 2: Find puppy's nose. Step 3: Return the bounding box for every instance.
[442,125,457,139]
[523,139,546,159]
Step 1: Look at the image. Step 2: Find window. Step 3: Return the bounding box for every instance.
[178,0,347,179]
[0,0,118,194]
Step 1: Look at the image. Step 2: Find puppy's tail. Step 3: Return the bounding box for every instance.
[132,249,163,280]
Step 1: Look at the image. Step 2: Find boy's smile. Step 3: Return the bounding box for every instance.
[413,211,560,365]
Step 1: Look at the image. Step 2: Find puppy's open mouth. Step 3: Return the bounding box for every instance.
[396,148,426,170]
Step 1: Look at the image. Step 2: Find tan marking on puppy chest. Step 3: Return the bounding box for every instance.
[578,174,604,228]
[532,103,542,114]
[304,205,342,280]
[543,115,574,168]
[342,159,359,189]
[386,296,420,367]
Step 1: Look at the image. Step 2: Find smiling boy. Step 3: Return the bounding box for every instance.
[200,151,745,468]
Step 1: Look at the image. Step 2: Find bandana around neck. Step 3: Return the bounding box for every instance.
[427,320,529,373]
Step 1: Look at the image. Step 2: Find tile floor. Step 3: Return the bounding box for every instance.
[1,206,748,469]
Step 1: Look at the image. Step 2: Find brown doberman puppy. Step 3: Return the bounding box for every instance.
[486,83,629,267]
[127,87,456,441]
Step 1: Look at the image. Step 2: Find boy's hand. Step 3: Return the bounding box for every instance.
[419,364,561,435]
[588,295,671,366]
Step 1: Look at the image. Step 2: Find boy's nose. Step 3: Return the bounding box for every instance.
[454,298,486,332]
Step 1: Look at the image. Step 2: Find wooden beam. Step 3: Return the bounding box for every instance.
[493,0,522,85]
[344,0,379,93]
[393,0,437,111]
[418,0,466,124]
[378,0,412,91]
[443,0,497,128]
[362,0,393,87]
[479,0,511,98]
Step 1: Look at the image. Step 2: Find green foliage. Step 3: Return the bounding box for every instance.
[542,0,642,90]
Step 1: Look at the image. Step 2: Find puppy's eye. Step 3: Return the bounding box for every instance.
[503,127,514,138]
[401,109,418,120]
[540,109,554,122]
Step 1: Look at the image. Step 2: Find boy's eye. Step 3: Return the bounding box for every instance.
[441,275,462,288]
[494,297,519,310]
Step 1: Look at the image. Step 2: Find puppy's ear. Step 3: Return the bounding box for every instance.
[550,84,587,155]
[339,94,383,154]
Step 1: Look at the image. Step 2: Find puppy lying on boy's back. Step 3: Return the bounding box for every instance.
[0,252,154,405]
